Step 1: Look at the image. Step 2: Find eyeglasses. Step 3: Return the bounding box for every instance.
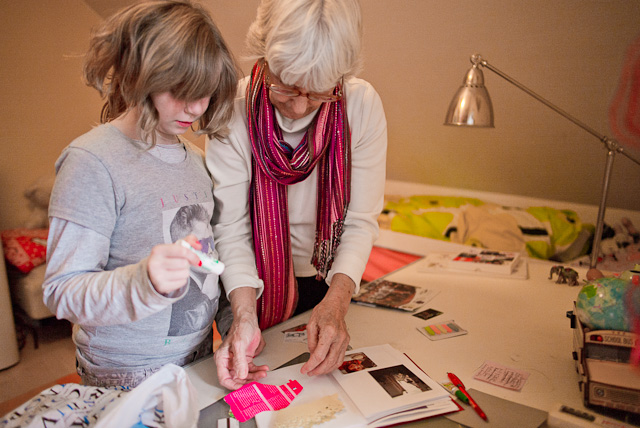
[265,63,342,102]
[268,84,342,102]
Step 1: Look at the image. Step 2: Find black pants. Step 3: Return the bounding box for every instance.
[293,276,329,316]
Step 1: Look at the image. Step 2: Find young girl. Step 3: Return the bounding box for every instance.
[43,0,242,388]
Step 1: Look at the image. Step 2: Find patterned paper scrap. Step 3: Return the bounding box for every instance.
[284,330,308,343]
[472,361,530,391]
[224,380,303,422]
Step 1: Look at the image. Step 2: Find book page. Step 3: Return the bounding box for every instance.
[253,364,365,428]
[331,344,453,423]
[448,249,520,274]
[351,280,438,311]
[254,345,459,428]
[416,252,529,280]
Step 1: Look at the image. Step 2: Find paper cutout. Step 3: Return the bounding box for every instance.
[282,324,308,343]
[473,361,530,391]
[284,330,308,343]
[272,393,345,428]
[224,380,303,422]
[362,246,423,282]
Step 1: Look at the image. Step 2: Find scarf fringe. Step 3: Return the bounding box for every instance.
[311,217,346,278]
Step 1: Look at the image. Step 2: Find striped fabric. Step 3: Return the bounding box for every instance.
[246,60,351,330]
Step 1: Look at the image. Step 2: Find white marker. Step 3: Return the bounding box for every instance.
[178,239,225,275]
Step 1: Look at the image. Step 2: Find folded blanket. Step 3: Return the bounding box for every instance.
[381,195,593,262]
[382,195,483,241]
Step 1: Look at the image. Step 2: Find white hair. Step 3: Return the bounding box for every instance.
[244,0,363,92]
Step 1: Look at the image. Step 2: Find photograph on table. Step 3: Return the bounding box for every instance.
[351,279,437,312]
[368,365,432,398]
[338,351,377,374]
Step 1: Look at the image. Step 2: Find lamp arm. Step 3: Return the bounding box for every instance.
[472,54,640,269]
[473,55,640,167]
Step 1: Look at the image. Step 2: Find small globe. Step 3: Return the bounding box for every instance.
[576,277,631,331]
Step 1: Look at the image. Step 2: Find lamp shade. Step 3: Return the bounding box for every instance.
[444,64,494,127]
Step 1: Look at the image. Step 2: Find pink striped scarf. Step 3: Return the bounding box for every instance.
[246,60,351,330]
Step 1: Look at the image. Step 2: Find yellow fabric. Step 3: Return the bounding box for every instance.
[383,195,593,261]
[385,195,484,241]
[389,211,455,241]
[525,207,587,257]
[526,240,554,260]
[386,195,484,209]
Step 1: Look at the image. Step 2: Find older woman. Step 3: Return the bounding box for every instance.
[207,0,387,390]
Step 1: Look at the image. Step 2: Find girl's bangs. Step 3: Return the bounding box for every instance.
[169,28,221,101]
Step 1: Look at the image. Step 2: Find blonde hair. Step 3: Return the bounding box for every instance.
[83,0,239,143]
[244,0,363,92]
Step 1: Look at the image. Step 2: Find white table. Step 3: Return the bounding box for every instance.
[188,229,592,424]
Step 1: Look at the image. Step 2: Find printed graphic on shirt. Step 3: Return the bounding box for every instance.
[159,189,211,209]
[163,202,219,336]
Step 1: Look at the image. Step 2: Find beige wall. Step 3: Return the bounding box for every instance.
[0,0,103,230]
[1,0,639,231]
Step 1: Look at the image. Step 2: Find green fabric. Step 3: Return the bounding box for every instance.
[525,240,554,260]
[526,207,581,246]
[385,195,484,241]
[522,207,593,260]
[384,196,593,261]
[389,211,455,241]
[385,195,484,211]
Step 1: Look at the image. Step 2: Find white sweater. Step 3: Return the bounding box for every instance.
[206,76,387,295]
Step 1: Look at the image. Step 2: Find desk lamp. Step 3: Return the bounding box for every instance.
[444,54,640,269]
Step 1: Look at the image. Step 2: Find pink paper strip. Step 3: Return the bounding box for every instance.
[224,380,303,422]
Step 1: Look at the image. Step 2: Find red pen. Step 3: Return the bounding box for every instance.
[447,372,488,421]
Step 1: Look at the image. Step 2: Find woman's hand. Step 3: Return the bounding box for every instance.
[215,287,269,390]
[300,273,353,376]
[147,235,202,296]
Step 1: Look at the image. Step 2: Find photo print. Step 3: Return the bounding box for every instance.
[338,351,377,374]
[368,365,431,398]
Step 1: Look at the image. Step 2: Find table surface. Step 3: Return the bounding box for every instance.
[187,229,595,425]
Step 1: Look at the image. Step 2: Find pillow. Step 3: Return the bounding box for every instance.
[1,228,48,274]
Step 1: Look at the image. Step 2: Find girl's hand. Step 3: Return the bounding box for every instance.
[147,235,202,296]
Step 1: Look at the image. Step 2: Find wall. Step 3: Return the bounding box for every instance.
[208,0,640,214]
[0,0,103,230]
[1,0,639,231]
[358,1,640,213]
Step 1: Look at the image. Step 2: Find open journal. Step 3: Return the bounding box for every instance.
[416,251,529,280]
[254,344,460,428]
[351,279,438,312]
[448,249,521,274]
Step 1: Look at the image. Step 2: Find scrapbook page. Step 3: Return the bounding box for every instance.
[253,344,459,428]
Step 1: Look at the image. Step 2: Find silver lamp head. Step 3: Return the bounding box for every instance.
[444,57,494,127]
